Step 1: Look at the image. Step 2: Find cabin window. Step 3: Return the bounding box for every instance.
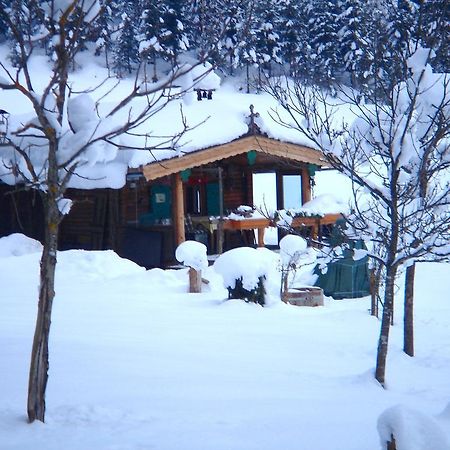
[252,172,277,213]
[186,180,221,216]
[186,185,203,215]
[282,174,302,209]
[252,172,278,245]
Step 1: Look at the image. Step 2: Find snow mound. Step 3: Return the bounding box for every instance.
[0,233,43,257]
[57,249,146,280]
[175,240,208,271]
[377,404,450,450]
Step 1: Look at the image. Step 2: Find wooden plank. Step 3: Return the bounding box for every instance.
[223,218,271,230]
[143,135,328,181]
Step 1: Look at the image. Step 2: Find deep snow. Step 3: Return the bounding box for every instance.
[0,234,449,450]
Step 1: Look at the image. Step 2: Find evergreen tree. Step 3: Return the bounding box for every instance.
[278,0,302,76]
[338,0,373,89]
[5,0,39,67]
[417,0,449,73]
[253,0,282,77]
[307,0,342,86]
[92,0,119,73]
[185,0,223,63]
[235,1,259,91]
[0,0,10,40]
[291,0,318,84]
[113,1,141,76]
[159,0,189,66]
[218,1,242,74]
[139,0,165,81]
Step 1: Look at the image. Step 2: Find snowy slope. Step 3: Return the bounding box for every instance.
[0,235,449,450]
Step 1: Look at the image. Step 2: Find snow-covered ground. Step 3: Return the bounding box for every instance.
[1,234,449,450]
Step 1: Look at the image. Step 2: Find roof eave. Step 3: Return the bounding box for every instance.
[142,135,328,181]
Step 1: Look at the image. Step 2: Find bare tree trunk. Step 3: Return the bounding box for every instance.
[375,267,397,386]
[27,140,61,423]
[370,266,381,317]
[403,264,415,357]
[27,200,59,422]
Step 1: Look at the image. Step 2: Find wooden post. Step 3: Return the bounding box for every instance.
[189,267,202,293]
[173,173,185,246]
[301,166,311,204]
[217,166,224,254]
[256,227,265,247]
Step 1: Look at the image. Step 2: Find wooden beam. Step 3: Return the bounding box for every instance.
[172,173,185,246]
[143,135,328,181]
[301,166,311,204]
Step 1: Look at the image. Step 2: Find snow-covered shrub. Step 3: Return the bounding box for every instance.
[377,404,450,450]
[279,234,316,296]
[214,247,271,306]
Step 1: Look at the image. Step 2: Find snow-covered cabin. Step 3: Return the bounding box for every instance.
[0,74,345,268]
[0,109,341,268]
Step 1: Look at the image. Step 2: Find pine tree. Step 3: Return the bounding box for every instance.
[338,0,373,89]
[0,0,10,39]
[185,0,223,63]
[290,0,318,84]
[235,1,259,91]
[159,0,189,66]
[253,0,282,77]
[307,0,342,86]
[417,0,449,73]
[139,0,164,81]
[113,1,141,76]
[91,0,119,74]
[278,0,302,76]
[218,1,242,74]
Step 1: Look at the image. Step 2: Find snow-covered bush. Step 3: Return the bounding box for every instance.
[377,404,450,450]
[214,247,271,306]
[279,234,316,296]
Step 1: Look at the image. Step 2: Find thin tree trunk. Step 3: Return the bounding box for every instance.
[404,264,415,357]
[27,139,61,423]
[27,204,59,422]
[370,266,381,317]
[375,267,397,386]
[246,63,250,94]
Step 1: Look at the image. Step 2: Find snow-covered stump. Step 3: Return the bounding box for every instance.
[188,267,202,293]
[175,241,208,294]
[377,405,450,450]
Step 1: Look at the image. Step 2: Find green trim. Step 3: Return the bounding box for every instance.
[180,169,192,182]
[247,150,257,166]
[307,163,318,177]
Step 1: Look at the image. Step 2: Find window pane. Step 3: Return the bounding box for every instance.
[283,175,302,209]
